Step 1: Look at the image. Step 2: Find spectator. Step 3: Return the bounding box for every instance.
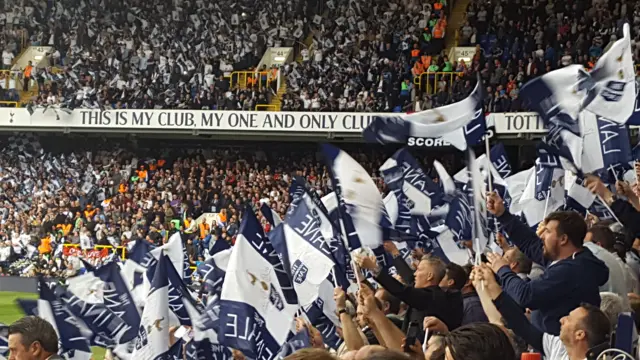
[474,264,611,360]
[502,247,534,281]
[460,264,489,325]
[357,254,464,336]
[486,192,609,335]
[584,224,635,303]
[8,316,61,360]
[441,323,518,360]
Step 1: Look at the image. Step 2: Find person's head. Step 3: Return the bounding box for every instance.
[354,345,387,360]
[443,323,517,360]
[540,211,587,261]
[425,334,445,360]
[374,288,401,315]
[414,255,447,288]
[284,348,335,360]
[559,303,611,352]
[363,349,411,360]
[8,316,59,360]
[459,264,476,294]
[599,292,628,331]
[586,224,615,248]
[503,248,532,275]
[588,223,628,260]
[439,262,467,291]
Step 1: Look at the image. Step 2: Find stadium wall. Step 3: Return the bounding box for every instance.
[0,276,38,293]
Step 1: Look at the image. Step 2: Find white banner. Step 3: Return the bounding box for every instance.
[0,108,378,133]
[0,108,550,135]
[489,112,546,134]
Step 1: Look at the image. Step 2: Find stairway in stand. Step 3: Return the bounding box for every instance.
[444,0,472,51]
[267,83,287,111]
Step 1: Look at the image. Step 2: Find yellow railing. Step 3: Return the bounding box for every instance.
[0,101,18,107]
[255,104,278,111]
[228,71,275,90]
[414,71,464,95]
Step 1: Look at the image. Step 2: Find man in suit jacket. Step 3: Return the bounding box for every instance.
[8,316,61,360]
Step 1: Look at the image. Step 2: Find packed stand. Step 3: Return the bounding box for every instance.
[1,0,452,112]
[280,0,449,113]
[454,0,640,112]
[6,136,640,360]
[1,0,329,110]
[0,134,466,280]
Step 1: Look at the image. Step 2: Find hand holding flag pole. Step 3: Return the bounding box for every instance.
[584,175,623,225]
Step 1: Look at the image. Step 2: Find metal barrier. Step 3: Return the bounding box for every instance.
[228,71,274,90]
[0,101,18,107]
[414,71,464,95]
[255,104,278,111]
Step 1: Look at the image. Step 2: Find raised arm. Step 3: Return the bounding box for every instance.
[487,192,544,265]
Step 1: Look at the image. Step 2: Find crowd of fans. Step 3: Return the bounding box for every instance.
[457,0,640,113]
[0,0,636,114]
[0,134,472,279]
[0,0,450,112]
[6,134,640,360]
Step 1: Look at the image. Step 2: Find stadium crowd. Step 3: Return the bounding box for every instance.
[0,134,469,279]
[4,134,640,360]
[0,0,633,113]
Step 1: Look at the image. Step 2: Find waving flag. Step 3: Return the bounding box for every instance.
[432,228,471,265]
[36,278,93,360]
[218,212,298,359]
[323,144,384,250]
[197,248,231,298]
[183,295,232,360]
[585,23,636,124]
[261,203,283,228]
[63,261,139,345]
[208,238,231,257]
[363,79,485,150]
[517,161,566,226]
[444,190,473,243]
[387,148,443,214]
[132,252,171,360]
[153,254,203,327]
[522,26,635,126]
[289,179,350,289]
[151,231,192,284]
[128,240,157,269]
[580,111,632,174]
[275,328,311,359]
[489,143,513,178]
[272,197,337,307]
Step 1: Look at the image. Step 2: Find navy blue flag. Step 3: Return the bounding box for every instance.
[209,238,231,256]
[276,328,312,359]
[489,143,513,179]
[363,78,486,150]
[93,261,141,343]
[37,277,93,359]
[196,249,230,297]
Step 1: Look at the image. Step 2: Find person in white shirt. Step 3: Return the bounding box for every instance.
[584,225,633,307]
[2,49,14,69]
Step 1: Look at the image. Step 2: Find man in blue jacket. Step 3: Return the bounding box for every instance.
[485,192,609,335]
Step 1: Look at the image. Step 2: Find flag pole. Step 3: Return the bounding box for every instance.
[485,135,493,193]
